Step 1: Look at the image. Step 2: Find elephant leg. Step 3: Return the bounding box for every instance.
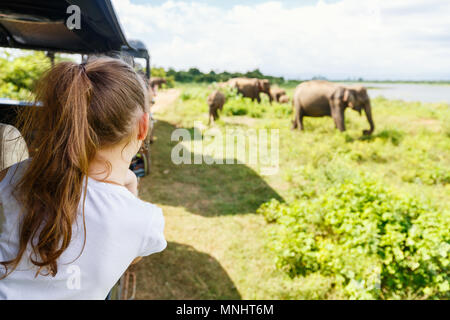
[298,108,304,131]
[291,113,298,130]
[292,107,304,131]
[209,107,217,125]
[292,98,304,130]
[332,106,346,132]
[292,104,299,130]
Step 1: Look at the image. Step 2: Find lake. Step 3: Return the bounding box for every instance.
[345,82,450,103]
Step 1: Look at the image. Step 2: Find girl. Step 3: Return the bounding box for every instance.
[0,57,166,299]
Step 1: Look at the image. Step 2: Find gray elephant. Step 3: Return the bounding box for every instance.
[150,77,167,90]
[228,78,272,103]
[270,87,286,102]
[279,95,290,104]
[292,80,374,135]
[207,90,226,124]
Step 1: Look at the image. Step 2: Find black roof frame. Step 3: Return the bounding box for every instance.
[0,0,152,125]
[0,0,131,54]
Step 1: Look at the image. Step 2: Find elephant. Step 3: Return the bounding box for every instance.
[270,87,286,102]
[292,80,375,135]
[279,95,290,104]
[207,90,226,124]
[150,77,167,90]
[227,78,272,103]
[258,79,272,103]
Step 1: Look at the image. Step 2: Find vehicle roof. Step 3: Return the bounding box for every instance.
[122,39,150,59]
[0,0,130,54]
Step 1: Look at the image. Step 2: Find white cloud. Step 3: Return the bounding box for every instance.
[112,0,450,80]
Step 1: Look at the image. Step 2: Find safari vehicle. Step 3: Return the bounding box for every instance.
[0,0,152,300]
[121,38,155,177]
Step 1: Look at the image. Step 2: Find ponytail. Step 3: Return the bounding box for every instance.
[1,57,147,278]
[1,62,95,278]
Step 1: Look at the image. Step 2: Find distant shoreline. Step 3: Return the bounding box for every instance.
[333,80,450,86]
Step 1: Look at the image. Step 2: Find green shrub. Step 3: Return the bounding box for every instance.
[0,51,51,100]
[0,50,75,100]
[224,103,248,116]
[179,87,211,102]
[400,163,450,185]
[258,172,449,299]
[180,91,192,101]
[223,97,254,116]
[222,95,291,119]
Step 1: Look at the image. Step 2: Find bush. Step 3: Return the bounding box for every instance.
[0,51,51,100]
[258,171,449,299]
[180,91,192,101]
[223,103,249,116]
[222,95,291,119]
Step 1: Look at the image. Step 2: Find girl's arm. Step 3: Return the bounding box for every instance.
[125,168,142,265]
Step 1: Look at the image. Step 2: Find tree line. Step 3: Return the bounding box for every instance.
[151,67,301,87]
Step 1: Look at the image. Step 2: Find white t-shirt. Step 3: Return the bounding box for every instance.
[0,160,166,300]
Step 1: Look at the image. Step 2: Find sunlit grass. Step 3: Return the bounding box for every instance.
[136,84,449,299]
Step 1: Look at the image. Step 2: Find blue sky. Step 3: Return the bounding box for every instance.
[112,0,450,80]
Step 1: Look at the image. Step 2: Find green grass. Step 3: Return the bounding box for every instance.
[135,84,450,300]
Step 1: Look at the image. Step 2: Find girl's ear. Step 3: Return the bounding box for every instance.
[137,112,150,141]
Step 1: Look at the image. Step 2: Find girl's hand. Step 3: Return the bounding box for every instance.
[124,169,138,196]
[131,257,143,265]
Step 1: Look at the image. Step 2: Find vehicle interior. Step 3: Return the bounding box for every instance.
[0,0,151,170]
[0,0,151,299]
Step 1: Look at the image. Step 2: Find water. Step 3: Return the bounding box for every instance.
[345,82,450,103]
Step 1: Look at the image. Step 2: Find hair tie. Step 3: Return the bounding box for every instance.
[80,63,87,72]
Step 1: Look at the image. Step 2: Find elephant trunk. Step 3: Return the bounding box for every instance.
[363,101,375,135]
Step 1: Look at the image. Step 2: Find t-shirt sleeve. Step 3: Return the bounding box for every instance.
[138,205,167,257]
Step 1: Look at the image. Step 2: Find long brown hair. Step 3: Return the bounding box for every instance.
[1,57,148,278]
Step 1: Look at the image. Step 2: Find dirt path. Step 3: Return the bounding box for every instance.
[134,90,286,300]
[151,89,181,114]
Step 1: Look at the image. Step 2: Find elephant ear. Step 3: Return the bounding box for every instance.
[344,89,356,103]
[257,80,264,90]
[343,88,357,109]
[343,88,350,102]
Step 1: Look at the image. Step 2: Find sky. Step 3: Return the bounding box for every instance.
[111,0,450,80]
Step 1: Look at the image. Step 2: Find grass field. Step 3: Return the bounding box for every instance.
[134,83,449,299]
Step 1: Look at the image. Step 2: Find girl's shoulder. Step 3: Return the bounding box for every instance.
[84,178,166,256]
[85,177,162,219]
